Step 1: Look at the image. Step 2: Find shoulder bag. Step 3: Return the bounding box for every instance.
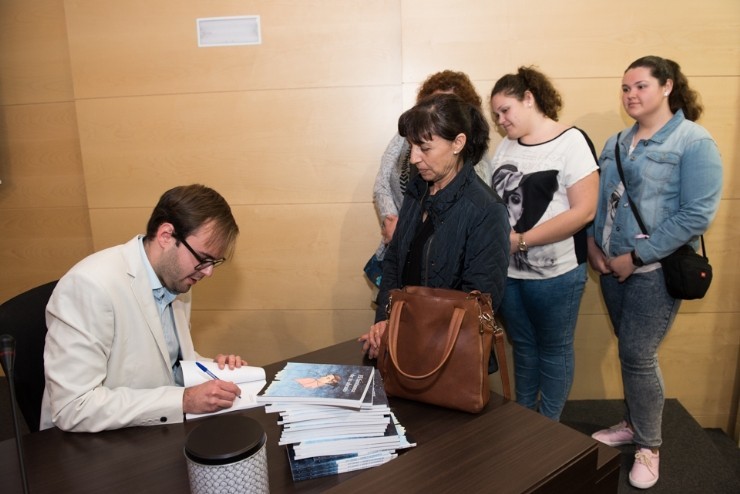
[613,134,712,299]
[376,286,511,413]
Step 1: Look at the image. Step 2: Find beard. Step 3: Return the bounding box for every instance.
[158,250,200,294]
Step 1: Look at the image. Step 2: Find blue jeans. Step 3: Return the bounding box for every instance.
[600,269,681,449]
[499,264,587,420]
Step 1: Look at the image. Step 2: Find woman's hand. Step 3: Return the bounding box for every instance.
[586,236,611,274]
[358,320,388,359]
[381,215,398,244]
[606,253,636,282]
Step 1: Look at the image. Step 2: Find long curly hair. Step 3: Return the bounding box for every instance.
[490,66,562,121]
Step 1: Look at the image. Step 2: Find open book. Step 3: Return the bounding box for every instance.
[181,360,267,419]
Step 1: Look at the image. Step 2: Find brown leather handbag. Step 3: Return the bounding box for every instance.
[376,286,510,413]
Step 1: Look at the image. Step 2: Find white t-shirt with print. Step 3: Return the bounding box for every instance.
[489,127,598,280]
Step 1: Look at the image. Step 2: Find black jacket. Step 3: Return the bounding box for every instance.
[375,161,510,322]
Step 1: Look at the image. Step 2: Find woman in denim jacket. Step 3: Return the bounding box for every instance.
[587,56,722,489]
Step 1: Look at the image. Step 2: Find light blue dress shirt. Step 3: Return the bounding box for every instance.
[138,236,183,385]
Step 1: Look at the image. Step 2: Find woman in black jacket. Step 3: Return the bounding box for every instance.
[360,94,510,358]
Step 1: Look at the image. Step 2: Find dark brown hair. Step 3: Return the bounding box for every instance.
[145,184,239,257]
[625,56,703,121]
[490,66,562,121]
[398,93,490,165]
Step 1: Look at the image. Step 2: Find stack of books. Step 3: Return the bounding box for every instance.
[257,362,415,481]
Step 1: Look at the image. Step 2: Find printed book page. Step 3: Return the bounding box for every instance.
[181,360,267,419]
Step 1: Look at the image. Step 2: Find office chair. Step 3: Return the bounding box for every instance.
[0,280,58,433]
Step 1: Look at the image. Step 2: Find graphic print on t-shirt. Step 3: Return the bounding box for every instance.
[492,163,559,273]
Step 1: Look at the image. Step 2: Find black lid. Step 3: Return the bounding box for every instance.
[185,415,266,466]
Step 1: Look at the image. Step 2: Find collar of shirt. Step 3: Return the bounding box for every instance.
[138,235,177,308]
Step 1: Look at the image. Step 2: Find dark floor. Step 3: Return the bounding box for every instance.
[1,380,738,493]
[560,399,740,494]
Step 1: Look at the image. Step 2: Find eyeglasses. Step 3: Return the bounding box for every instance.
[173,232,225,271]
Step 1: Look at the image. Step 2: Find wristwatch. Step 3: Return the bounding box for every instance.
[517,234,528,253]
[630,250,644,267]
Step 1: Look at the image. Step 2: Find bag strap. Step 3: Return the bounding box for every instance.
[614,133,649,236]
[386,300,463,379]
[491,317,511,400]
[614,133,707,257]
[477,298,511,400]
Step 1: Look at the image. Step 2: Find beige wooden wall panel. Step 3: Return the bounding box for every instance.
[0,102,91,299]
[0,207,92,303]
[0,103,86,209]
[661,313,739,429]
[0,0,74,105]
[0,0,90,303]
[64,0,401,99]
[190,309,374,367]
[694,78,740,200]
[89,202,380,311]
[74,86,400,208]
[401,0,740,82]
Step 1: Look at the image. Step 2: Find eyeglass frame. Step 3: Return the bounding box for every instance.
[172,232,226,271]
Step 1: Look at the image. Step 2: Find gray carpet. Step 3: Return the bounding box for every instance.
[561,399,740,493]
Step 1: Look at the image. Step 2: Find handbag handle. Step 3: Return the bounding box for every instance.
[386,300,464,380]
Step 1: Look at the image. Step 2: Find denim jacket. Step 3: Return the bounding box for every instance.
[591,110,722,264]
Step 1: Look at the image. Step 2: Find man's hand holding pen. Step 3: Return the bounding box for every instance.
[183,379,242,415]
[182,354,244,414]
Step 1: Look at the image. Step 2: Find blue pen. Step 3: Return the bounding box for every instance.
[196,361,241,399]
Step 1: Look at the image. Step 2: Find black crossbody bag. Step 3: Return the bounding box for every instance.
[613,133,712,300]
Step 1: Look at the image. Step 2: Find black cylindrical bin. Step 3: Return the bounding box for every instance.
[184,415,269,493]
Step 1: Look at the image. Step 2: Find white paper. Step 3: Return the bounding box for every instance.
[181,360,267,419]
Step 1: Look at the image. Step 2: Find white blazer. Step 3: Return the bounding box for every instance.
[40,236,200,432]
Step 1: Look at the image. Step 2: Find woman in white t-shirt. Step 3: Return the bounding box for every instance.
[488,66,599,421]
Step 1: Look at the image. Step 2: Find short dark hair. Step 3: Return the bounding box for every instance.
[398,94,490,165]
[490,66,562,121]
[145,184,239,257]
[625,56,703,121]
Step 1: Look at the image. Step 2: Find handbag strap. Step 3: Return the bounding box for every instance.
[613,133,707,257]
[492,319,511,400]
[614,133,649,236]
[386,300,463,379]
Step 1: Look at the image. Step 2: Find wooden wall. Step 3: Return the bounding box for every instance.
[1,0,738,437]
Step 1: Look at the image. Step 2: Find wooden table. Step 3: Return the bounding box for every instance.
[1,340,619,493]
